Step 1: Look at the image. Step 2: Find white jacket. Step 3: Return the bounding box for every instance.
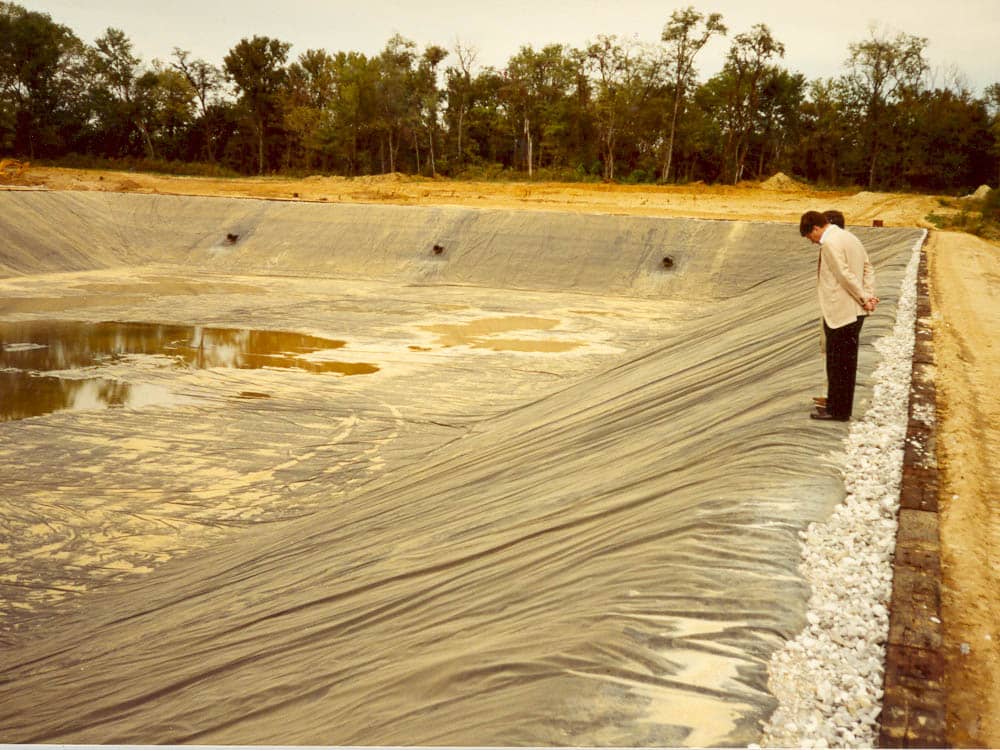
[817,225,876,329]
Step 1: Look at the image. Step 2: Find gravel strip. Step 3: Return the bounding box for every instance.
[759,230,927,749]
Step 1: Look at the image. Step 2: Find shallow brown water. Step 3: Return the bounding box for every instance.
[0,320,375,421]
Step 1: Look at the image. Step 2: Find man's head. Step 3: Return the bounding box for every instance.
[823,210,845,229]
[799,210,828,244]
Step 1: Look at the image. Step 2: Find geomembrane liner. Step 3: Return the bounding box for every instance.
[0,192,923,745]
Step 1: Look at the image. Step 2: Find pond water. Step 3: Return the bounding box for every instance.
[0,320,376,421]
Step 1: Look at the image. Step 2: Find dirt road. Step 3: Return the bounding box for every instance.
[927,231,1000,746]
[3,164,997,747]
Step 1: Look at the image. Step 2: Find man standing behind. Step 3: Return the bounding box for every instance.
[799,210,878,421]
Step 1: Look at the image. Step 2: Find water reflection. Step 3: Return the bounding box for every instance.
[0,320,377,422]
[0,371,179,421]
[0,320,355,372]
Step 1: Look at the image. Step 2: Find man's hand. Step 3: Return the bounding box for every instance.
[863,297,879,312]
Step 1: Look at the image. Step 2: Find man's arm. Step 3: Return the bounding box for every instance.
[862,258,876,298]
[862,257,878,311]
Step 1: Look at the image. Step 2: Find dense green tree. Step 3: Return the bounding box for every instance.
[499,46,538,174]
[501,44,579,175]
[561,52,599,174]
[750,67,805,178]
[443,41,477,169]
[585,36,667,180]
[843,29,928,188]
[710,24,786,183]
[444,65,508,170]
[136,65,197,160]
[659,7,726,182]
[892,87,994,190]
[170,48,225,162]
[0,89,11,152]
[0,2,87,157]
[88,28,162,158]
[282,49,337,170]
[0,2,994,191]
[323,51,380,174]
[413,45,448,175]
[794,77,856,185]
[985,83,1000,188]
[223,35,291,174]
[670,91,717,181]
[373,34,419,173]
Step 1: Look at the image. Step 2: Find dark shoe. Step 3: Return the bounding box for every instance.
[810,410,848,421]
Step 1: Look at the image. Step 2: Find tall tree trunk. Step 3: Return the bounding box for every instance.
[388,131,397,173]
[865,103,881,189]
[137,121,156,160]
[257,118,265,175]
[603,131,615,181]
[732,134,745,184]
[456,100,465,165]
[350,126,358,176]
[203,132,213,163]
[721,121,736,183]
[524,117,532,177]
[773,132,786,174]
[736,137,751,183]
[661,88,682,182]
[428,126,436,176]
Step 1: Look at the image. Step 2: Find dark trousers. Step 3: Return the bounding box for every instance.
[824,316,865,419]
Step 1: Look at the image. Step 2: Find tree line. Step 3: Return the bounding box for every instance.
[2,2,998,191]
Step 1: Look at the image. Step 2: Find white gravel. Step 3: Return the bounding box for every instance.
[760,230,928,749]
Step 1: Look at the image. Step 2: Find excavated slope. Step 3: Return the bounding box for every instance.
[0,191,923,745]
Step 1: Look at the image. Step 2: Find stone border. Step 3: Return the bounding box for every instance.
[877,238,946,747]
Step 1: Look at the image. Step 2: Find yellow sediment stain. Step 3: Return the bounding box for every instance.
[569,309,622,317]
[421,316,584,353]
[312,360,380,375]
[471,338,581,353]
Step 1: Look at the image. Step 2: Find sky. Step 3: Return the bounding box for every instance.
[15,0,1000,94]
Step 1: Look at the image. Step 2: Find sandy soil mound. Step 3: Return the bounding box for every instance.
[0,159,32,184]
[965,184,992,200]
[356,172,410,183]
[760,172,806,191]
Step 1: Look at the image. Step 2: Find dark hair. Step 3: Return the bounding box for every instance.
[823,209,845,229]
[799,210,828,237]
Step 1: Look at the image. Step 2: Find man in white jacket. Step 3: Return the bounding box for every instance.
[799,210,878,421]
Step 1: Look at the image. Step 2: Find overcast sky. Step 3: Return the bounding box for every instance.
[16,0,1000,93]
